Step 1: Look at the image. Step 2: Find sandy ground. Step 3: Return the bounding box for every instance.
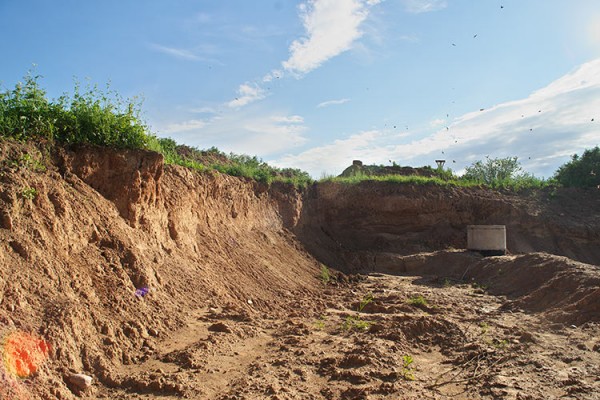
[97,268,600,400]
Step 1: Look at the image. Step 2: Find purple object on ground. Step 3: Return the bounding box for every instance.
[135,287,149,297]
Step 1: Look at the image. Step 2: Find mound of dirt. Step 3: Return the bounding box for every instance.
[1,139,599,399]
[373,250,600,325]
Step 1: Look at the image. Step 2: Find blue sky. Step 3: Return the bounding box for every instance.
[1,0,599,177]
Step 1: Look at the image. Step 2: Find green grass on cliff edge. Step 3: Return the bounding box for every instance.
[0,72,312,188]
[320,171,552,191]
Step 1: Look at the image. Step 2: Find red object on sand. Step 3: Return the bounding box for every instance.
[3,332,51,378]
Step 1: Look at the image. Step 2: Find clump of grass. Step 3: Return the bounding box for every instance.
[314,316,326,330]
[4,152,46,172]
[407,295,428,307]
[479,322,490,335]
[320,172,467,187]
[20,187,38,200]
[319,264,331,285]
[358,292,373,312]
[319,163,551,192]
[0,71,149,148]
[342,315,371,331]
[341,292,374,332]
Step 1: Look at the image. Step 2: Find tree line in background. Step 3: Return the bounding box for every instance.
[0,73,598,190]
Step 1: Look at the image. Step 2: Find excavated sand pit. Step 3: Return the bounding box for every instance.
[1,140,599,399]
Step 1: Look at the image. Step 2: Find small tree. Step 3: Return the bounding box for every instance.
[554,146,600,188]
[462,156,526,185]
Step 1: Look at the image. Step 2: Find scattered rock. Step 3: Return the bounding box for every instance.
[208,322,233,333]
[67,373,93,390]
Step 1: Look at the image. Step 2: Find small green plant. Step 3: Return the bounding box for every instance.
[11,153,46,172]
[342,315,371,331]
[407,295,428,307]
[442,278,452,288]
[479,322,490,335]
[341,292,374,331]
[401,355,415,381]
[20,187,38,200]
[492,338,509,349]
[314,316,326,330]
[319,264,331,285]
[358,292,373,312]
[471,281,488,291]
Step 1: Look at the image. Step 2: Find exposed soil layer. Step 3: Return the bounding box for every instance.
[294,181,600,271]
[0,140,599,399]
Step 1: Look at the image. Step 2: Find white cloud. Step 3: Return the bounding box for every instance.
[429,118,446,127]
[274,130,383,177]
[190,106,219,114]
[149,43,201,61]
[282,0,379,75]
[163,119,207,133]
[262,69,284,83]
[401,0,447,14]
[271,115,304,123]
[224,0,379,110]
[274,58,600,178]
[158,111,308,156]
[317,98,351,108]
[227,83,267,108]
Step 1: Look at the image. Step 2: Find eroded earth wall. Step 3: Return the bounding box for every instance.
[0,141,319,399]
[293,181,600,272]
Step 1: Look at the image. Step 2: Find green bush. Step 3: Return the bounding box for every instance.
[554,146,600,188]
[1,72,313,188]
[461,156,547,190]
[0,72,149,148]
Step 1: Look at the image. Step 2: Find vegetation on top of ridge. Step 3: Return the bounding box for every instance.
[322,157,550,191]
[0,72,313,188]
[3,72,597,191]
[322,151,600,191]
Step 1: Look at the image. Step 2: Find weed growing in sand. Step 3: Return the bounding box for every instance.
[407,295,428,307]
[342,315,371,332]
[442,278,452,288]
[341,293,374,332]
[358,292,373,312]
[492,339,509,349]
[20,187,37,200]
[401,355,416,381]
[5,153,46,172]
[479,322,490,335]
[319,264,331,285]
[314,316,326,330]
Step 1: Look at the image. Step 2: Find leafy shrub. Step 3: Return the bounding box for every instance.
[407,295,428,307]
[463,156,520,184]
[1,72,313,188]
[553,146,600,188]
[461,156,547,190]
[319,264,331,284]
[0,72,148,148]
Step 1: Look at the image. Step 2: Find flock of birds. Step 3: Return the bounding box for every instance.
[386,3,597,170]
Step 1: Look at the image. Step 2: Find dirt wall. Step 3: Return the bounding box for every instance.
[0,141,320,399]
[293,181,600,272]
